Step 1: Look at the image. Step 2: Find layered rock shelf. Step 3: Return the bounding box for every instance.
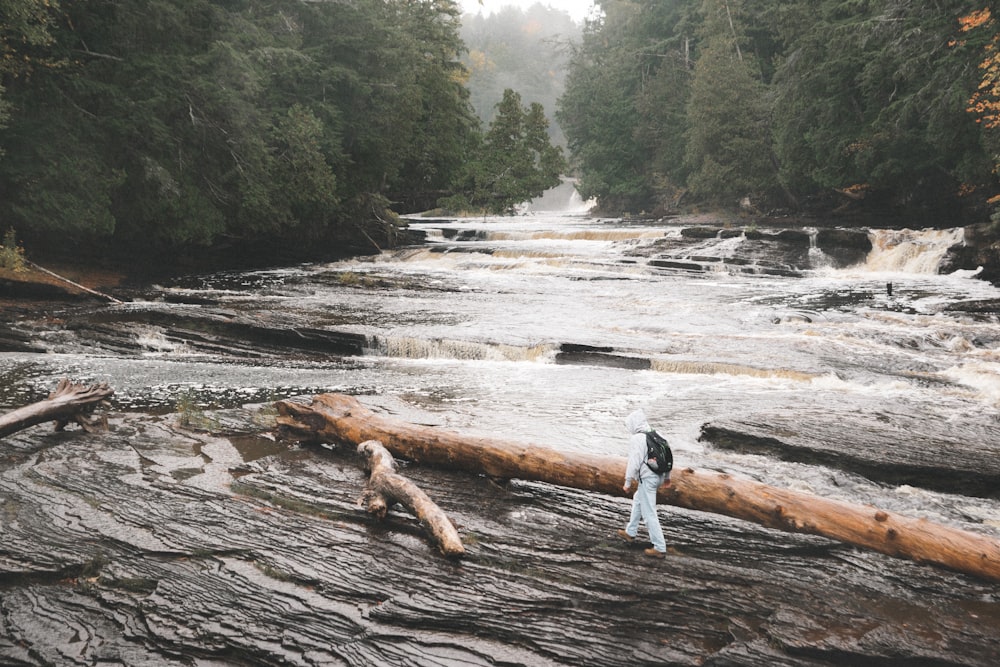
[1,405,998,666]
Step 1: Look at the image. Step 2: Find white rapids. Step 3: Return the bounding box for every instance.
[4,196,1000,539]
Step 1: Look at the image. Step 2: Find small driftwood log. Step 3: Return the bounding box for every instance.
[24,259,123,304]
[0,379,114,439]
[358,439,465,558]
[277,393,1000,583]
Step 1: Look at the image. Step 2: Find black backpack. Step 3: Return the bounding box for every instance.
[644,430,673,474]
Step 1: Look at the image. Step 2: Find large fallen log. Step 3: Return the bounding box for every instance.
[276,393,1000,583]
[0,379,114,439]
[358,439,465,558]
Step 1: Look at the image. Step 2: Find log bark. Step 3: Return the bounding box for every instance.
[276,393,1000,583]
[358,439,465,558]
[0,379,114,439]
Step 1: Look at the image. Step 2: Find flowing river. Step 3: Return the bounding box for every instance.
[6,195,1000,528]
[2,186,1000,665]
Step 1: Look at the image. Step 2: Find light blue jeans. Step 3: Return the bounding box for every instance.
[625,474,666,552]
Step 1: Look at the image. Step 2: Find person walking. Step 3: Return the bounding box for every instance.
[617,408,670,558]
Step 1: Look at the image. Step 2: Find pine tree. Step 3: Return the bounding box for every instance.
[443,89,566,214]
[683,0,776,206]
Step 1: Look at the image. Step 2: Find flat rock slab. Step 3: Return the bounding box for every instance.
[700,411,1000,497]
[1,410,998,666]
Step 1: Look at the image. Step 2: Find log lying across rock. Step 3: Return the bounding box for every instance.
[358,439,465,558]
[0,379,114,439]
[276,393,1000,583]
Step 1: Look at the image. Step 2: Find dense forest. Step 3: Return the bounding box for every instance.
[0,0,562,266]
[2,0,1000,268]
[558,0,1000,227]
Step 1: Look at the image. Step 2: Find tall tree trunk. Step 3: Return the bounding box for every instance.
[276,393,1000,583]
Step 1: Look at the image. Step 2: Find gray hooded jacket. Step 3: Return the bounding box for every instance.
[624,408,663,486]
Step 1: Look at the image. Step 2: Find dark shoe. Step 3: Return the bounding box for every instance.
[644,548,666,559]
[616,529,636,543]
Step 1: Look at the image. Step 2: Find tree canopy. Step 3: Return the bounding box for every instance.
[5,0,999,269]
[0,0,485,261]
[441,88,567,214]
[558,0,1000,224]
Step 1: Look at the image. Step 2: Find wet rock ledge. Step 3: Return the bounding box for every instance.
[700,411,1000,498]
[0,403,998,666]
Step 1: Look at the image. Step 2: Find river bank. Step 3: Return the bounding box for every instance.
[5,212,1000,302]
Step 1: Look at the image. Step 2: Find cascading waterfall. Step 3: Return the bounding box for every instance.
[365,335,555,362]
[524,178,595,213]
[3,209,1000,665]
[864,228,966,273]
[650,359,820,382]
[5,213,999,516]
[806,227,834,269]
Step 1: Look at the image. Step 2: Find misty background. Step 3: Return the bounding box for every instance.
[459,2,584,148]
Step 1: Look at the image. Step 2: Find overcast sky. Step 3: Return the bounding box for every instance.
[459,0,597,23]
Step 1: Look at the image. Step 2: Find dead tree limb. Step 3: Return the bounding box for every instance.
[24,259,123,304]
[0,379,114,439]
[358,439,465,558]
[276,393,1000,583]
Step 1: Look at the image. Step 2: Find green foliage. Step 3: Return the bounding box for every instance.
[0,0,60,78]
[684,0,776,205]
[0,0,62,143]
[174,390,219,431]
[0,0,478,257]
[460,4,581,147]
[770,0,990,202]
[559,0,1000,217]
[2,116,125,238]
[443,89,567,214]
[558,0,697,212]
[0,228,26,272]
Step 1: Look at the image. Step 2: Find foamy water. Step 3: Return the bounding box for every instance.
[3,211,999,537]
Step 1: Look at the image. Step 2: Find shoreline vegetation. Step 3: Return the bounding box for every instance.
[2,1,999,282]
[0,262,120,302]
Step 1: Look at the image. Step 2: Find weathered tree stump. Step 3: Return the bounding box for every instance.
[277,393,1000,583]
[358,439,465,558]
[0,379,114,439]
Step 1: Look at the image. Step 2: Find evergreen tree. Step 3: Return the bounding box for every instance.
[558,0,697,213]
[0,0,61,134]
[460,4,580,147]
[683,0,776,206]
[769,0,992,213]
[385,0,479,213]
[558,0,998,219]
[443,88,566,214]
[0,0,479,257]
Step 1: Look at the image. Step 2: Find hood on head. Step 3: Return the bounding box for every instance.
[625,409,649,435]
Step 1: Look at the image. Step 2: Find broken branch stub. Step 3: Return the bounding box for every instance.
[357,439,465,558]
[0,379,114,439]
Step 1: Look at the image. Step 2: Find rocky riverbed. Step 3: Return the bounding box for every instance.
[2,215,1000,666]
[0,393,997,667]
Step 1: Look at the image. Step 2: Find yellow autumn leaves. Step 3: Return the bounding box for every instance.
[959,8,999,129]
